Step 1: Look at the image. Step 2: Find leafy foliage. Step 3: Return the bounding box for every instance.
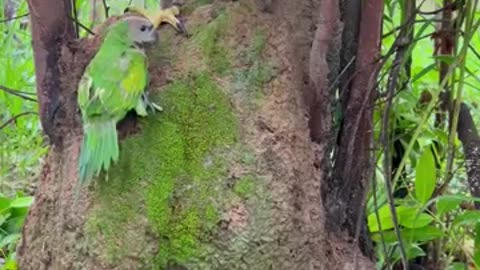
[0,194,33,270]
[369,0,480,269]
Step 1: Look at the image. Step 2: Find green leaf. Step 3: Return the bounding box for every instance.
[405,244,426,259]
[403,226,444,242]
[447,262,468,270]
[371,226,444,243]
[453,211,480,227]
[411,63,436,83]
[10,196,33,208]
[392,243,425,261]
[399,212,433,229]
[368,205,415,232]
[0,233,20,250]
[433,55,454,65]
[1,252,17,270]
[415,147,436,204]
[437,196,463,216]
[368,205,398,232]
[0,197,12,213]
[0,213,12,227]
[474,222,480,268]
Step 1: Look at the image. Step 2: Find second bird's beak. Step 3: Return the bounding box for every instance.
[175,16,188,36]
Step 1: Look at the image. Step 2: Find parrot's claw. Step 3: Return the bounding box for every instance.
[150,102,164,112]
[142,93,163,112]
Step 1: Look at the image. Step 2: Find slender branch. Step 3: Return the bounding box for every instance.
[380,31,412,270]
[417,0,460,15]
[0,112,38,131]
[102,0,110,18]
[0,13,29,24]
[372,169,390,268]
[0,85,37,102]
[67,14,95,36]
[72,0,80,37]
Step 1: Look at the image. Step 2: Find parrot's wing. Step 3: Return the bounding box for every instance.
[78,73,94,111]
[78,49,148,119]
[118,49,148,98]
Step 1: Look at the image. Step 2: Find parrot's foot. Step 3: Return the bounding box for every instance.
[142,93,163,112]
[149,102,164,112]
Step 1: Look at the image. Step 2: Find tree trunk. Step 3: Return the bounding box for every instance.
[18,0,378,269]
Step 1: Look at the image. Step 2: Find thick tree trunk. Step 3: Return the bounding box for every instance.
[18,1,377,269]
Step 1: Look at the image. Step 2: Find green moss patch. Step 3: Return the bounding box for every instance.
[86,73,238,268]
[194,13,230,74]
[234,175,256,200]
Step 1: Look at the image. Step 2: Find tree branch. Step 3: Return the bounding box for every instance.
[0,13,29,23]
[0,112,38,130]
[0,85,37,102]
[27,0,76,143]
[67,14,95,36]
[457,103,480,208]
[102,0,109,18]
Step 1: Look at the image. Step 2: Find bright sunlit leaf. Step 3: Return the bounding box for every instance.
[415,147,436,204]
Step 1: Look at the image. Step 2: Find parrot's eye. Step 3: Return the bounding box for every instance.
[140,25,147,32]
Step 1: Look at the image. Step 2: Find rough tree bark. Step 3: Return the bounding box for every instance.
[18,0,380,269]
[458,104,480,208]
[26,0,77,143]
[320,0,383,257]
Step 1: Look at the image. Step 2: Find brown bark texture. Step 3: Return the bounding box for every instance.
[458,103,480,208]
[321,0,383,257]
[18,0,379,269]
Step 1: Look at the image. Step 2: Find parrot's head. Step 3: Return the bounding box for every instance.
[124,16,158,46]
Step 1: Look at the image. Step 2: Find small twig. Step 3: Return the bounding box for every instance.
[383,19,439,38]
[0,13,29,24]
[372,151,390,268]
[417,0,460,15]
[379,2,417,268]
[72,0,80,37]
[103,0,110,18]
[0,112,38,131]
[469,43,480,61]
[67,14,95,36]
[0,85,37,102]
[328,56,356,92]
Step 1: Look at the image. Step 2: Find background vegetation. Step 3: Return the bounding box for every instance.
[1,0,480,269]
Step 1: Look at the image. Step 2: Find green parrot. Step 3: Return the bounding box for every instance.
[77,16,159,183]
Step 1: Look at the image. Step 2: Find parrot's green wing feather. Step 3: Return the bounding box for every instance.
[78,74,93,110]
[120,49,148,97]
[120,49,150,116]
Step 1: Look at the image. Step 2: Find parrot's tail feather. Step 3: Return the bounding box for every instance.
[78,120,119,184]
